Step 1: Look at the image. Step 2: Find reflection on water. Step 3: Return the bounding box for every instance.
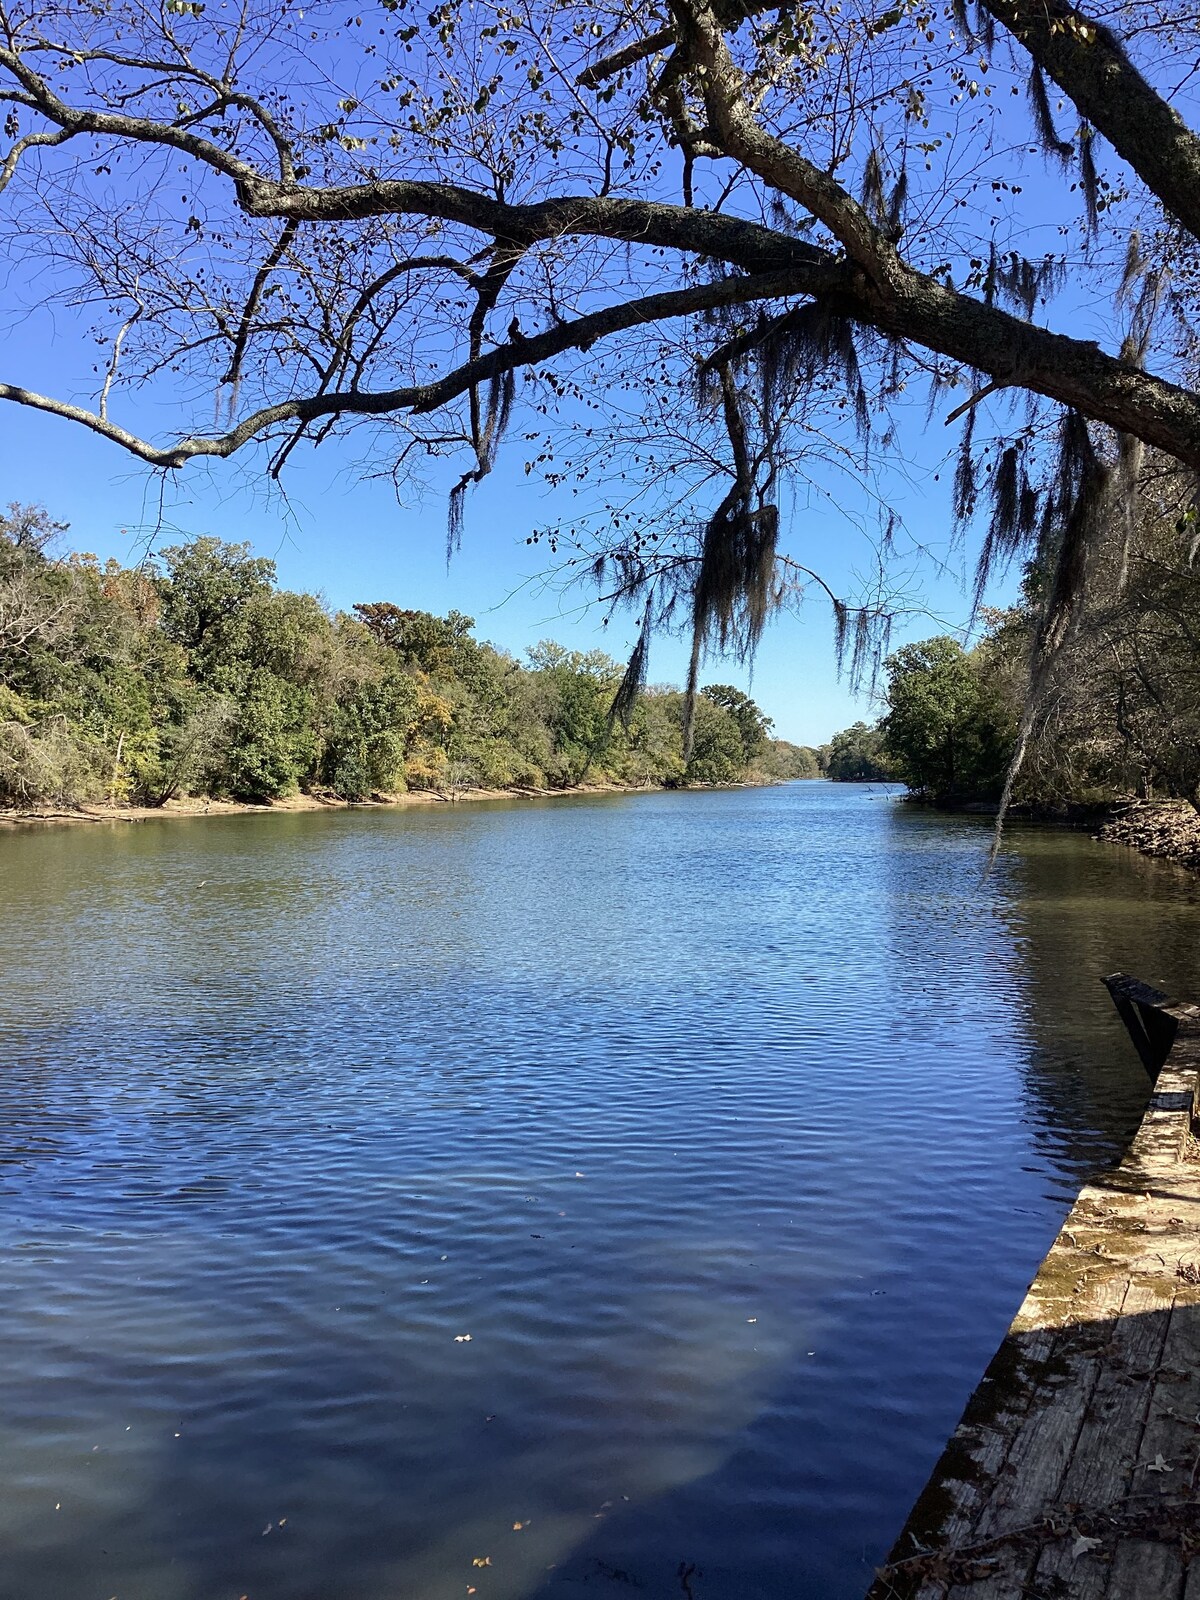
[1,785,1198,1600]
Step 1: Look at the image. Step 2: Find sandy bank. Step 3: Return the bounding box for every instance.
[0,780,666,829]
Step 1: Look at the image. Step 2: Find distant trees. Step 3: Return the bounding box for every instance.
[823,636,1017,801]
[685,694,748,785]
[822,460,1200,811]
[700,686,772,767]
[525,642,624,787]
[998,465,1200,809]
[880,639,1016,804]
[0,509,792,810]
[759,741,823,781]
[825,723,894,784]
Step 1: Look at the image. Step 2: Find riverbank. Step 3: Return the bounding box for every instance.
[1099,799,1200,871]
[0,777,770,828]
[895,789,1200,875]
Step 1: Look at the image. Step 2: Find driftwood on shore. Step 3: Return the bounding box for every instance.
[868,975,1200,1600]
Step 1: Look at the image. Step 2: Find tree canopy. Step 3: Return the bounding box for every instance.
[0,506,815,807]
[824,720,893,782]
[880,635,1014,800]
[824,447,1200,812]
[0,0,1198,713]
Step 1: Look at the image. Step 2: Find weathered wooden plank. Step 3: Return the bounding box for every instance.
[1104,975,1176,1012]
[939,1313,1114,1600]
[868,992,1200,1600]
[1129,1286,1200,1519]
[1105,1539,1185,1600]
[1104,973,1181,1079]
[1029,1279,1172,1600]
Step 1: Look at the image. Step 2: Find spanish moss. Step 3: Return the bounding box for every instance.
[1027,65,1074,164]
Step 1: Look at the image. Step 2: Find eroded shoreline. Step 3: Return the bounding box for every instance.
[1099,799,1200,872]
[0,778,773,829]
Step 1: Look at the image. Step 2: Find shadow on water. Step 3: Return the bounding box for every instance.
[977,814,1200,1181]
[0,1160,842,1600]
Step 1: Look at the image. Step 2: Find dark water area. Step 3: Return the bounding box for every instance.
[2,782,1199,1600]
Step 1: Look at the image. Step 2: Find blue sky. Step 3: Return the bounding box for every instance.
[0,312,1013,746]
[0,2,1150,746]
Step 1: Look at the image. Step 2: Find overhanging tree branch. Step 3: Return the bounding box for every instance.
[0,0,1194,538]
[978,0,1200,241]
[0,268,812,467]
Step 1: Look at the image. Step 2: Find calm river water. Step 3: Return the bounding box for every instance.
[2,782,1199,1600]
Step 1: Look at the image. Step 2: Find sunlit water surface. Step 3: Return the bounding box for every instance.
[3,783,1200,1600]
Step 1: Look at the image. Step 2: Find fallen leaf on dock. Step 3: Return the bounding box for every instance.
[1145,1453,1174,1473]
[1071,1535,1101,1557]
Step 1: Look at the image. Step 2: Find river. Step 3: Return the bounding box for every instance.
[2,782,1198,1600]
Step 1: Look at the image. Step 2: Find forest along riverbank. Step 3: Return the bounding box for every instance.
[0,775,788,828]
[0,519,819,811]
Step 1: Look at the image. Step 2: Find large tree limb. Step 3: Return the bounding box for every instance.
[978,0,1200,240]
[666,0,908,291]
[0,267,811,468]
[236,177,828,277]
[3,248,1200,474]
[2,14,1200,482]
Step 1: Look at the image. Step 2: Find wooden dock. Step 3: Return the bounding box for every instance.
[868,976,1200,1600]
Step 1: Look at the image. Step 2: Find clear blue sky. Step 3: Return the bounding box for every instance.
[0,10,1137,746]
[0,317,1019,746]
[8,219,1109,747]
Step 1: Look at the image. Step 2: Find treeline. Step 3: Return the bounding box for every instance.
[0,507,817,809]
[826,457,1200,808]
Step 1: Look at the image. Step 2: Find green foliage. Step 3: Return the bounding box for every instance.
[219,671,317,801]
[0,508,795,810]
[757,740,822,780]
[880,637,1015,802]
[979,459,1200,809]
[524,642,622,787]
[817,456,1200,812]
[685,694,746,784]
[825,721,894,783]
[157,537,276,674]
[700,684,772,766]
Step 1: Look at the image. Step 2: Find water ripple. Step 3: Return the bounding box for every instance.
[0,786,1195,1599]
